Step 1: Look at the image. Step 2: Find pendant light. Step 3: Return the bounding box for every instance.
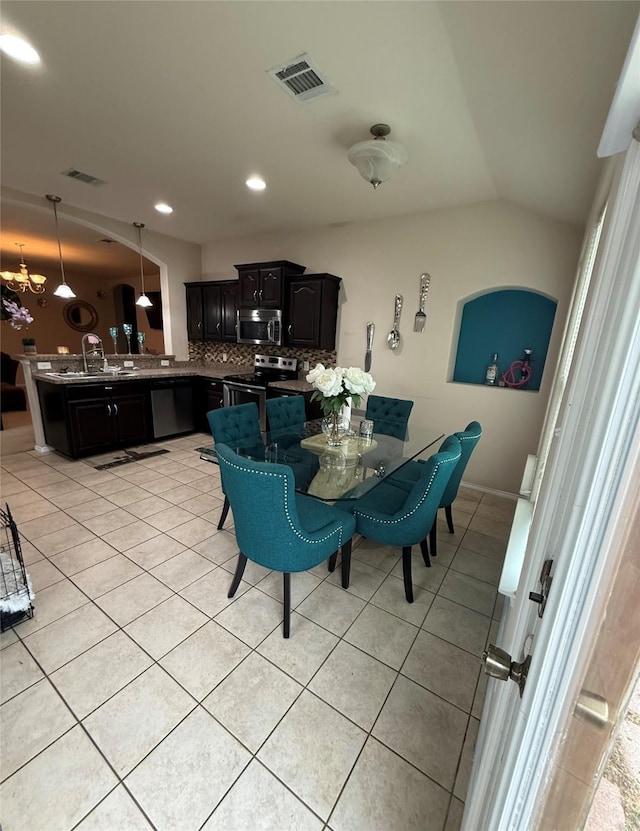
[46,195,76,299]
[347,124,408,189]
[133,222,152,308]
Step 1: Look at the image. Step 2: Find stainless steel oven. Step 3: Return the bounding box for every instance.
[236,308,283,346]
[223,355,298,432]
[223,379,267,430]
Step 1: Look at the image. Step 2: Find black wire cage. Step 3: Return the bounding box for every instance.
[0,504,34,631]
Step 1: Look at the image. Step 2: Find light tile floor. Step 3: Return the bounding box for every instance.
[0,433,513,831]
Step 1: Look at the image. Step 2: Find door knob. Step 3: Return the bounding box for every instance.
[483,643,531,697]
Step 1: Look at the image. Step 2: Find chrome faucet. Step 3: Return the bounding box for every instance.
[81,333,106,373]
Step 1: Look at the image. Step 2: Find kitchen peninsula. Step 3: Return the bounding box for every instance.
[19,354,315,458]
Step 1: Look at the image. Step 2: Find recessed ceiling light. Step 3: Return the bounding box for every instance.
[155,203,173,214]
[246,177,266,191]
[0,35,40,65]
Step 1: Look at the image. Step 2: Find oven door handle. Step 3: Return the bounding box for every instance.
[225,383,262,395]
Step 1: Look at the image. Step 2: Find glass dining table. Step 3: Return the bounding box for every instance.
[200,420,444,502]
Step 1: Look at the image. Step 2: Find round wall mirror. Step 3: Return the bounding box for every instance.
[63,300,99,332]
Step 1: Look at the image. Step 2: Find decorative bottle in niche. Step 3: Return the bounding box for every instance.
[485,353,499,385]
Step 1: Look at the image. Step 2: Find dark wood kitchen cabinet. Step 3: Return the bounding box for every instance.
[235,260,306,309]
[37,380,151,458]
[186,281,238,342]
[195,378,224,432]
[285,274,341,350]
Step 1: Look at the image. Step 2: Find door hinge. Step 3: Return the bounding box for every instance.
[529,558,553,617]
[483,644,531,697]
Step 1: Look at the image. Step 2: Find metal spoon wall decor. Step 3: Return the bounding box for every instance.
[387,294,403,349]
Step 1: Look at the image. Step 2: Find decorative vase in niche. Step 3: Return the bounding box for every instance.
[322,413,349,446]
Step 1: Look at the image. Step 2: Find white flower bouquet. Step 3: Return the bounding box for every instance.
[306,363,376,417]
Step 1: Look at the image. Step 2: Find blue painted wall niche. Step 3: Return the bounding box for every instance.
[453,289,557,391]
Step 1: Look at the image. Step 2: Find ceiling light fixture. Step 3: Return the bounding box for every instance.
[347,124,408,189]
[133,222,152,308]
[246,177,266,191]
[0,34,40,65]
[46,195,76,299]
[155,203,173,214]
[1,243,47,294]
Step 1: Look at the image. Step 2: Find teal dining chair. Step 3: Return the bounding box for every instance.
[387,422,482,558]
[365,394,414,440]
[266,395,307,434]
[216,442,356,637]
[331,436,461,602]
[207,403,263,530]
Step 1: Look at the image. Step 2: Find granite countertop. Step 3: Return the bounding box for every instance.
[267,378,314,392]
[32,362,251,385]
[31,357,314,390]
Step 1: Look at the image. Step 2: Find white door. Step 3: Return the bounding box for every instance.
[463,126,640,828]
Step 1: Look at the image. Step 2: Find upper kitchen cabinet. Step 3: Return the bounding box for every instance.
[185,281,238,342]
[235,260,306,309]
[285,274,341,350]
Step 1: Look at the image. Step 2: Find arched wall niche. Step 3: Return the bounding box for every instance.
[451,287,558,391]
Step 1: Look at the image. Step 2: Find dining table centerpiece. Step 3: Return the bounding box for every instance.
[306,363,376,445]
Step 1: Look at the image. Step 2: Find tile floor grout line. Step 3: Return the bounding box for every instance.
[2,444,511,830]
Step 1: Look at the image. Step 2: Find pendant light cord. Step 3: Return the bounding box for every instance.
[135,222,146,296]
[52,199,66,284]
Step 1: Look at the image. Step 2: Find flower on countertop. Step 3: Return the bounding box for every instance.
[306,362,376,416]
[2,298,33,330]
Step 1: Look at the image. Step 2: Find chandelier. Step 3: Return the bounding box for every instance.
[1,243,47,294]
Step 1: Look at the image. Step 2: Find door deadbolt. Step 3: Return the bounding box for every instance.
[483,644,531,697]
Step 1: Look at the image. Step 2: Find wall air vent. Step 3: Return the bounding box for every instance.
[267,53,336,104]
[61,168,106,187]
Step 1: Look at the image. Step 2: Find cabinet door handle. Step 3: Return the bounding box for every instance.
[259,289,264,302]
[107,404,112,416]
[253,290,258,303]
[217,322,220,331]
[198,321,202,329]
[288,324,292,335]
[113,403,119,416]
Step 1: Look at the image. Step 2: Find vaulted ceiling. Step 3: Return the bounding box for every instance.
[1,1,637,280]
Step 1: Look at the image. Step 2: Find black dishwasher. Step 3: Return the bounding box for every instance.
[150,378,194,438]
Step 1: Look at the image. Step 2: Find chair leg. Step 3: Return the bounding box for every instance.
[429,518,438,559]
[283,573,291,638]
[420,537,431,568]
[402,546,414,603]
[445,504,454,534]
[227,552,247,598]
[328,551,338,572]
[341,539,352,589]
[217,495,230,530]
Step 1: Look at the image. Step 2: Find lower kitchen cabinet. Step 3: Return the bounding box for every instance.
[196,378,224,433]
[38,380,151,458]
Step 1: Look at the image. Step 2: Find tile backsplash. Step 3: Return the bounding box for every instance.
[188,342,336,373]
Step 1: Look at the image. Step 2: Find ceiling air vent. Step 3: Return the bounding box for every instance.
[267,53,336,104]
[61,168,106,187]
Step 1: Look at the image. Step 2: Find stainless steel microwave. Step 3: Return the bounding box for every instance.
[236,308,283,346]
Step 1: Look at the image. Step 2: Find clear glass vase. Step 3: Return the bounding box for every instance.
[321,413,349,446]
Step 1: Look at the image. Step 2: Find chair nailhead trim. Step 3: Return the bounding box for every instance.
[354,452,460,525]
[220,455,344,548]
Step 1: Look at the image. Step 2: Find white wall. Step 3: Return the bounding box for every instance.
[202,200,582,493]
